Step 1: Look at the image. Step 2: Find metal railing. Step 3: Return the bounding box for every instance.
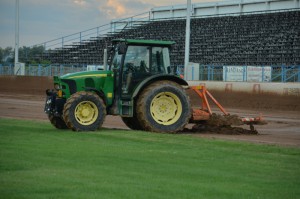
[1,64,299,82]
[31,12,151,50]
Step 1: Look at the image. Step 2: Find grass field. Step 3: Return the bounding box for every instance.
[0,118,299,199]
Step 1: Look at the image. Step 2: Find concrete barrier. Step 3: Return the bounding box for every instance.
[187,81,300,97]
[0,75,53,96]
[1,76,299,97]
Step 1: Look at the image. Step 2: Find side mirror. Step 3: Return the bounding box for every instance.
[118,43,127,54]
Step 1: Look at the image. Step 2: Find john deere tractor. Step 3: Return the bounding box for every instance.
[45,39,191,133]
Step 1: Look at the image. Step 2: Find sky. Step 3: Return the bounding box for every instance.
[0,0,218,48]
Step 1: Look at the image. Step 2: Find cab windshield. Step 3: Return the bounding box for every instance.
[123,45,171,74]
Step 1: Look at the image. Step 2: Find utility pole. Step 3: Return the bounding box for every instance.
[184,0,191,80]
[15,0,19,66]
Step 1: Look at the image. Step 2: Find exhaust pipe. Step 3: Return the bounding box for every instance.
[103,49,108,70]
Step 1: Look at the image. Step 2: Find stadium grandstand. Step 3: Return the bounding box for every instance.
[37,0,299,67]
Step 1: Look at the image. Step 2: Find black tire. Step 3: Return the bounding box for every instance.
[48,115,68,129]
[63,91,106,131]
[136,80,191,133]
[121,116,144,130]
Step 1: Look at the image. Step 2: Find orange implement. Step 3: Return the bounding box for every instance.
[190,85,228,122]
[189,85,266,127]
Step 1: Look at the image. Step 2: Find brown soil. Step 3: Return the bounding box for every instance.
[1,76,300,147]
[187,125,258,135]
[185,114,258,135]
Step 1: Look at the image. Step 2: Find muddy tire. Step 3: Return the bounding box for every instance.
[136,81,191,133]
[121,116,143,130]
[48,115,68,129]
[63,91,106,131]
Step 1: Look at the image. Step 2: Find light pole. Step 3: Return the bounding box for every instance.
[184,0,191,80]
[15,0,19,66]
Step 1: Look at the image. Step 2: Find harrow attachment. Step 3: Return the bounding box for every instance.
[189,85,266,132]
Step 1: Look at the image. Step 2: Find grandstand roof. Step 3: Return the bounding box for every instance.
[150,0,299,19]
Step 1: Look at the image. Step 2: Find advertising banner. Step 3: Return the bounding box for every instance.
[247,66,271,82]
[223,66,245,81]
[223,66,271,82]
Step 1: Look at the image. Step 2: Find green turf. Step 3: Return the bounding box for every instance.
[0,118,299,199]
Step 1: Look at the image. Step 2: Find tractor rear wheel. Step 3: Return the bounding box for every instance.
[63,91,106,131]
[136,81,191,133]
[48,115,68,129]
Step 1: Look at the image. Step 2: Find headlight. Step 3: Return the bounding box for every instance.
[54,83,61,90]
[57,90,63,98]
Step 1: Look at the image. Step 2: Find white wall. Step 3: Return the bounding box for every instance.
[187,81,300,96]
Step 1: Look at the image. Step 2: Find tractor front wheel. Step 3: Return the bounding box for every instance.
[136,81,191,133]
[63,91,106,131]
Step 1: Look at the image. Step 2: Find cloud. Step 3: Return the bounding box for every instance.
[108,0,126,16]
[73,0,89,8]
[98,0,126,18]
[99,0,153,19]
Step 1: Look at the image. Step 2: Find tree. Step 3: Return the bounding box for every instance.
[0,47,13,64]
[1,45,50,65]
[0,47,3,64]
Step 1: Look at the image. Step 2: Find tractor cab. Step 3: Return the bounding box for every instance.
[109,39,177,100]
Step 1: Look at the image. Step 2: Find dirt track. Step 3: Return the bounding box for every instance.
[0,76,300,147]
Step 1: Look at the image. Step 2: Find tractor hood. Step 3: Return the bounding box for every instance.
[59,70,112,80]
[52,70,114,100]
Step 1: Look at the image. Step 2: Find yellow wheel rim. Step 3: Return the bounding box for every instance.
[150,92,182,125]
[75,101,98,125]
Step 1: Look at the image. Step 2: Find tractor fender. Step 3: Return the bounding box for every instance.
[132,74,188,99]
[84,87,107,105]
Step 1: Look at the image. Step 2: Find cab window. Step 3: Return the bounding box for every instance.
[151,47,170,74]
[124,46,149,73]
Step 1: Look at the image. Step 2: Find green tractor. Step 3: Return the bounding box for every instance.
[45,39,191,133]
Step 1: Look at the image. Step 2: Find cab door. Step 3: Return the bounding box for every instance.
[121,45,151,99]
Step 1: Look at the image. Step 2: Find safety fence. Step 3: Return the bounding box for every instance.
[178,65,300,82]
[0,64,299,82]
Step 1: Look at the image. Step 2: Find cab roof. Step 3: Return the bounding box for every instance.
[112,39,176,46]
